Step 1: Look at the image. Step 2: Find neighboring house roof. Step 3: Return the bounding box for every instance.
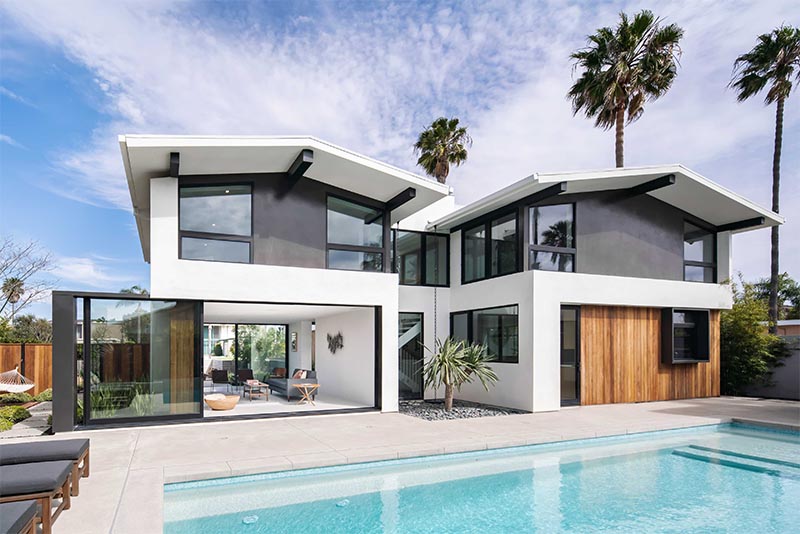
[119,135,450,261]
[428,164,784,232]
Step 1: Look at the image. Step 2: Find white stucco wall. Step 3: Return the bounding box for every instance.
[149,177,399,412]
[314,308,376,406]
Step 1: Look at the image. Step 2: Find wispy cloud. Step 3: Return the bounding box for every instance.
[0,0,797,279]
[0,85,36,108]
[52,255,141,290]
[0,134,25,149]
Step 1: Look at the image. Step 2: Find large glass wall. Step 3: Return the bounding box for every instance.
[683,221,716,282]
[236,324,287,380]
[450,305,519,363]
[86,298,200,421]
[398,313,424,400]
[529,204,575,272]
[462,211,519,283]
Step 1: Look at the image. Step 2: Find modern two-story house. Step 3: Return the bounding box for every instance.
[50,135,783,432]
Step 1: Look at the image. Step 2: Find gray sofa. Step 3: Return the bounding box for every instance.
[265,369,318,401]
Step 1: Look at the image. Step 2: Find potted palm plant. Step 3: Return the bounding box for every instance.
[423,338,498,411]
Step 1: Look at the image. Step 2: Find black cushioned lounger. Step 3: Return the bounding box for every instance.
[0,500,37,534]
[0,460,72,534]
[0,438,90,496]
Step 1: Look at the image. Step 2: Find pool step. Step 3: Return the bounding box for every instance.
[671,446,800,480]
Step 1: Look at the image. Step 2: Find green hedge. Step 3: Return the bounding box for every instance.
[0,419,12,432]
[0,406,31,423]
[34,389,53,402]
[0,392,33,405]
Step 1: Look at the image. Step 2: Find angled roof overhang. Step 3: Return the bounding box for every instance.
[119,135,450,262]
[429,164,783,233]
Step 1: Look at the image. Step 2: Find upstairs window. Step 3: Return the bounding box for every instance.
[462,211,519,283]
[392,230,449,286]
[326,196,384,272]
[683,221,716,282]
[179,184,252,263]
[529,204,575,272]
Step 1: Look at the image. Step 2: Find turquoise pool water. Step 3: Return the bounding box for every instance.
[164,424,800,533]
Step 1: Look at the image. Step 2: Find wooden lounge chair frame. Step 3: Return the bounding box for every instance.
[0,473,72,534]
[69,447,90,497]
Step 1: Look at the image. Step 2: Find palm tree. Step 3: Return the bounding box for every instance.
[1,277,25,324]
[413,117,472,184]
[568,10,683,167]
[730,25,800,333]
[423,338,497,411]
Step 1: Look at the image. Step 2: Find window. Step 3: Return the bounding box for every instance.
[683,221,716,282]
[392,230,449,286]
[326,196,384,271]
[179,184,252,263]
[462,211,519,283]
[450,305,519,363]
[661,308,710,364]
[529,204,575,272]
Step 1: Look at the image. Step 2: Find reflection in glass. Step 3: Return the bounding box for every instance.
[473,305,518,363]
[683,222,714,263]
[398,313,424,400]
[327,196,383,247]
[531,205,574,248]
[530,250,574,272]
[395,231,422,285]
[560,307,579,403]
[179,185,252,236]
[236,325,287,380]
[491,214,517,276]
[425,234,448,286]
[328,249,383,271]
[464,224,486,282]
[181,237,250,263]
[88,299,199,421]
[451,312,469,343]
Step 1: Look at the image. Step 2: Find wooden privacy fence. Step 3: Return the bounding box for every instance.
[0,343,53,396]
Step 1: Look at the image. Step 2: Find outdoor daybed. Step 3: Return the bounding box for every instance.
[0,460,73,534]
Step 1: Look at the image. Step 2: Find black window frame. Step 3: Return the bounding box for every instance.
[682,219,717,283]
[460,209,521,284]
[661,308,711,364]
[391,229,450,287]
[325,193,386,272]
[178,182,254,264]
[449,304,519,364]
[528,202,576,273]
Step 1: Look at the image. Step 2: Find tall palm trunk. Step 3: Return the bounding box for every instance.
[444,383,454,411]
[615,106,625,167]
[768,96,784,333]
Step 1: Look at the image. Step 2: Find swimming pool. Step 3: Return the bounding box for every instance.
[164,423,799,533]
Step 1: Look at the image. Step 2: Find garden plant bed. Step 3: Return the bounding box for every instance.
[400,399,525,421]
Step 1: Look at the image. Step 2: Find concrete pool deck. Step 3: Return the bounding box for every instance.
[5,396,798,534]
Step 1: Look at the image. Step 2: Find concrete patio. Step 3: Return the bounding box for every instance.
[4,396,798,534]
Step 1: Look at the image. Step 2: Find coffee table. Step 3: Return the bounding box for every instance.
[243,381,268,401]
[292,383,320,406]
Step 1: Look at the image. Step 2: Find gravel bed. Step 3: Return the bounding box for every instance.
[399,399,524,421]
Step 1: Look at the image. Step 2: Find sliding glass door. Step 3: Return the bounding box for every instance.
[236,324,288,381]
[560,306,580,405]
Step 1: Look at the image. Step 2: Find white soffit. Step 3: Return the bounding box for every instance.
[203,302,361,324]
[430,164,783,232]
[119,135,449,261]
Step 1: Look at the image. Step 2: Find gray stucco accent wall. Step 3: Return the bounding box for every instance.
[180,173,388,269]
[575,193,685,281]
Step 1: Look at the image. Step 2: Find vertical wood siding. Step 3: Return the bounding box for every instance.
[580,306,720,405]
[0,343,53,395]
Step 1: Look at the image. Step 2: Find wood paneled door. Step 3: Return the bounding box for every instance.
[579,305,720,405]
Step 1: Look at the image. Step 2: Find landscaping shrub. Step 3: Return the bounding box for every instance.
[0,405,32,423]
[34,388,53,402]
[0,392,33,405]
[0,419,12,432]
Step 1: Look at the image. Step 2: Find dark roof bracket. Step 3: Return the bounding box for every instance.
[716,216,765,233]
[169,152,180,178]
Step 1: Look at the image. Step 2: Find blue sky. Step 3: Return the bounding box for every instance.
[1,0,798,318]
